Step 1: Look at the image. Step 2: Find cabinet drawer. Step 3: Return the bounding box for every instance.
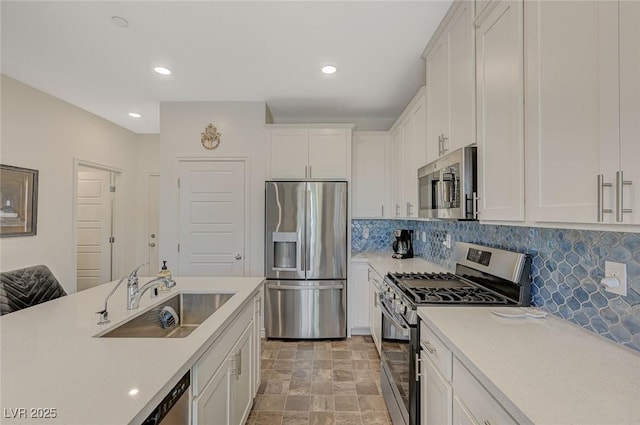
[367,267,383,288]
[420,321,452,381]
[453,358,517,425]
[193,303,253,396]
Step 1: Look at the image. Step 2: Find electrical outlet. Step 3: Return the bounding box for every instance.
[362,227,369,240]
[421,231,426,243]
[603,261,627,296]
[443,234,452,249]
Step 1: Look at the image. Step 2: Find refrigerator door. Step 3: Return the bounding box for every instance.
[265,280,346,339]
[306,182,347,280]
[265,182,306,280]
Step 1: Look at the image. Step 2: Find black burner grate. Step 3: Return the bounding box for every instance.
[388,272,511,305]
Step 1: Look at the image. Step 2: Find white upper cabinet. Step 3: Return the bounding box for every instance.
[352,131,391,218]
[267,126,352,180]
[390,88,426,218]
[525,0,639,224]
[475,0,525,221]
[425,0,476,163]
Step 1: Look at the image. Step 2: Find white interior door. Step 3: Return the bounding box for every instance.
[147,174,160,276]
[76,167,112,290]
[178,161,245,276]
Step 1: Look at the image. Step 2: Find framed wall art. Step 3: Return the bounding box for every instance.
[0,164,38,237]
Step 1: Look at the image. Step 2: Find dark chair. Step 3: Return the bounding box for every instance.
[0,265,66,316]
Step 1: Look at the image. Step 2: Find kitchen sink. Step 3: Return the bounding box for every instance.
[98,292,235,338]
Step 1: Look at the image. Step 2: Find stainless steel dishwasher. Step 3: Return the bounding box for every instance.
[141,371,190,425]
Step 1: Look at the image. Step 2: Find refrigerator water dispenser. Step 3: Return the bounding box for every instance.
[272,232,298,271]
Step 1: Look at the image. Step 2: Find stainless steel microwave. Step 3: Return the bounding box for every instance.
[418,146,477,220]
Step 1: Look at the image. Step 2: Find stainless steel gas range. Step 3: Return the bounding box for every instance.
[379,242,532,425]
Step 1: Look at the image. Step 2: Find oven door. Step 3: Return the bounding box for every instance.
[380,300,418,425]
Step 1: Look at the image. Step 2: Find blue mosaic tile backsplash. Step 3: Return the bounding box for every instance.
[352,219,640,352]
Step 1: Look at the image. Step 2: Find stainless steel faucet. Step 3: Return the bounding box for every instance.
[127,264,176,310]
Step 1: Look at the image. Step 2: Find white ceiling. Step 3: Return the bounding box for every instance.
[1,1,452,134]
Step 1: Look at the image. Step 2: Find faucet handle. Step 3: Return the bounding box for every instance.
[127,263,148,286]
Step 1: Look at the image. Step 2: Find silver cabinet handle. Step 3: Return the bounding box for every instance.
[415,353,422,382]
[395,204,400,217]
[472,191,479,219]
[309,165,312,178]
[231,350,242,376]
[235,254,243,260]
[442,134,448,154]
[381,205,384,217]
[597,174,613,222]
[616,171,633,222]
[148,242,156,247]
[305,165,308,178]
[406,202,413,217]
[422,341,436,354]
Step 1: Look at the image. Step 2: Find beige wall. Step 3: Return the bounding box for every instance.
[0,75,157,292]
[159,101,268,277]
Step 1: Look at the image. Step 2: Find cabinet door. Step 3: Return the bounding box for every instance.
[352,132,390,218]
[231,323,254,425]
[448,1,475,151]
[308,130,349,179]
[525,1,617,223]
[269,130,309,179]
[426,36,449,161]
[348,263,370,335]
[195,358,231,425]
[252,294,262,396]
[402,95,426,218]
[476,0,524,221]
[452,396,478,425]
[391,125,404,217]
[420,351,453,425]
[619,0,640,224]
[368,267,382,354]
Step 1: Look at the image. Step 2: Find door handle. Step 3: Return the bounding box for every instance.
[148,242,156,247]
[235,254,242,260]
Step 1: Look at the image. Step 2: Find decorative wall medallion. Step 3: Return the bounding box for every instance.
[201,123,221,150]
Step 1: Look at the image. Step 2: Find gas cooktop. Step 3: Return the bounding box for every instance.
[387,272,511,305]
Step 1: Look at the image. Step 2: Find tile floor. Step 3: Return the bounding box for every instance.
[245,336,392,425]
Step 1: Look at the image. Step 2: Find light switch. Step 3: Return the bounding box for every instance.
[603,261,627,296]
[363,227,369,239]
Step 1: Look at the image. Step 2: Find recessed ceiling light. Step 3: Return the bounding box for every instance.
[128,112,141,118]
[128,388,139,396]
[321,65,337,75]
[111,16,129,28]
[154,67,172,76]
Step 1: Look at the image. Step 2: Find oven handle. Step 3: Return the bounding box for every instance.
[380,301,410,337]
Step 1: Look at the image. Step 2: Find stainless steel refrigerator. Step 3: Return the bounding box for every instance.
[264,181,347,339]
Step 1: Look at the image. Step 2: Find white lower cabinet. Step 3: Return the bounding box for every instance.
[348,262,370,336]
[452,396,477,425]
[452,358,517,425]
[420,320,516,425]
[192,296,258,425]
[420,352,453,425]
[368,266,383,354]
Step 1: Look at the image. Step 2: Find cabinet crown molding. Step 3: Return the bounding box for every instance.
[389,86,426,132]
[265,123,355,130]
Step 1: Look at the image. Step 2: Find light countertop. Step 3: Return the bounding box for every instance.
[417,306,640,425]
[351,251,450,276]
[0,276,264,425]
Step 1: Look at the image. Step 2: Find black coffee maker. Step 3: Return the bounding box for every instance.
[392,229,414,259]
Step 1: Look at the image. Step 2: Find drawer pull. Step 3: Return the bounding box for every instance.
[425,342,436,354]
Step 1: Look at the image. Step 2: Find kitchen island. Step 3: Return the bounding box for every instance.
[418,306,640,425]
[0,276,264,425]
